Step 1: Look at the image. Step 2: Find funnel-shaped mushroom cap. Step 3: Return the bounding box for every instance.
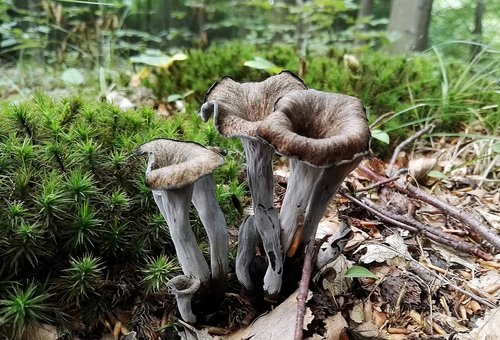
[257,89,371,167]
[136,139,224,190]
[199,71,307,138]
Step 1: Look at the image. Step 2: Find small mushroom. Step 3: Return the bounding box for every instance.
[137,138,228,322]
[199,71,307,297]
[168,275,201,324]
[257,89,371,256]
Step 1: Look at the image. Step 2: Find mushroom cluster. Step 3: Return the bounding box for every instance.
[138,71,371,323]
[136,138,228,323]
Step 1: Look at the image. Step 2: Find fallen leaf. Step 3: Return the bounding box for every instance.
[21,324,59,340]
[324,313,348,340]
[469,307,500,340]
[433,313,469,333]
[409,157,437,182]
[354,322,380,337]
[222,290,313,340]
[349,302,365,323]
[319,254,353,296]
[431,244,479,271]
[470,271,500,296]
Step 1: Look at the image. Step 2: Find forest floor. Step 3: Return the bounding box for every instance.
[144,124,499,340]
[3,66,499,340]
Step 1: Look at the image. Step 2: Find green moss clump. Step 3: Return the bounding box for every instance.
[0,93,244,338]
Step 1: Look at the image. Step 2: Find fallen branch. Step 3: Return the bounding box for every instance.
[341,191,493,260]
[387,124,435,176]
[294,238,315,340]
[356,168,407,192]
[358,164,500,251]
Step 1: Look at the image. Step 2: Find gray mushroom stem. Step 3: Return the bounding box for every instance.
[191,174,229,295]
[153,187,210,282]
[279,159,322,255]
[241,138,283,296]
[299,162,360,245]
[168,275,201,324]
[257,89,371,256]
[235,215,259,290]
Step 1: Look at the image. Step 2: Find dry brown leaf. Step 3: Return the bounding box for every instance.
[324,313,348,340]
[409,157,437,182]
[354,322,380,337]
[222,290,313,340]
[349,302,365,323]
[319,254,352,296]
[21,325,59,340]
[432,313,469,333]
[468,307,500,340]
[470,271,500,297]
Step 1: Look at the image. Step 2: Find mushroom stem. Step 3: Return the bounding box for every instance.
[299,162,360,248]
[241,138,283,297]
[152,186,210,283]
[280,159,322,254]
[168,275,201,324]
[191,174,229,296]
[235,215,259,290]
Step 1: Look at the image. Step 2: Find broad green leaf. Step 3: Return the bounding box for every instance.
[345,265,378,279]
[428,170,448,180]
[130,53,188,68]
[244,57,282,74]
[492,143,500,154]
[167,94,183,102]
[61,68,85,85]
[371,129,390,144]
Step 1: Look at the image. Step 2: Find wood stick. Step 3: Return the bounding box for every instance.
[341,192,493,260]
[294,238,315,340]
[358,163,500,251]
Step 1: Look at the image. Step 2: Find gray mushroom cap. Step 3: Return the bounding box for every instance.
[136,139,224,189]
[257,89,371,167]
[199,70,307,138]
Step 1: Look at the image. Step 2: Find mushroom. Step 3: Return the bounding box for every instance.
[257,89,371,256]
[168,275,200,324]
[199,71,307,297]
[136,138,228,322]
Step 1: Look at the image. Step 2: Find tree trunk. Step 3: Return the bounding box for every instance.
[470,0,485,60]
[385,0,433,53]
[357,0,374,24]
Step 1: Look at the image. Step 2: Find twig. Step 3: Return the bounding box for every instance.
[342,191,493,260]
[387,124,435,176]
[294,238,315,340]
[369,111,396,129]
[356,169,407,192]
[358,163,500,251]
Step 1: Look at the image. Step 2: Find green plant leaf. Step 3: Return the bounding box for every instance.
[371,129,390,144]
[130,52,188,68]
[61,68,85,85]
[244,57,282,74]
[427,170,448,179]
[492,143,500,154]
[167,94,183,102]
[345,265,378,279]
